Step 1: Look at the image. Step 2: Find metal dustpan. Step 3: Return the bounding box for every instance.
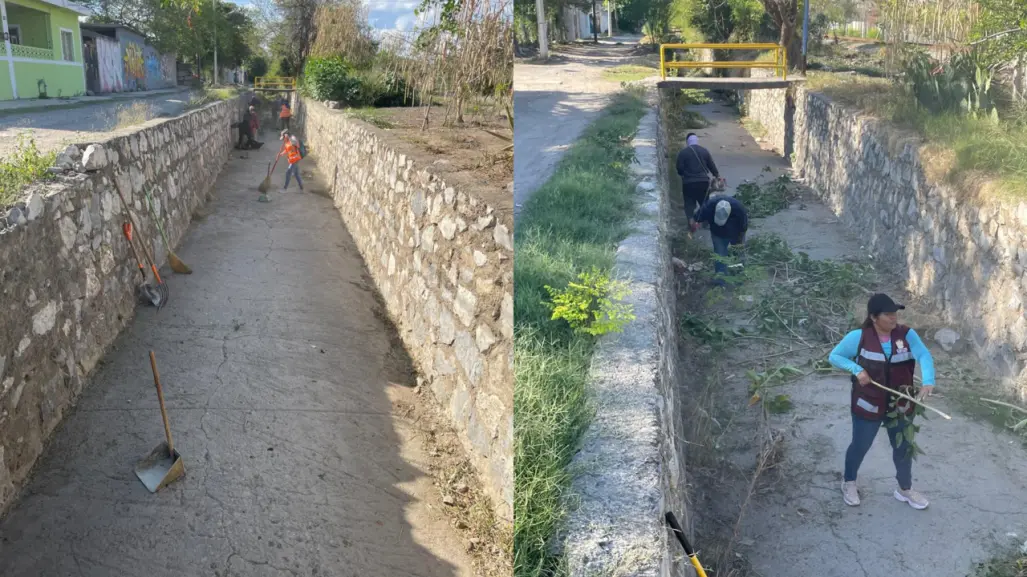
[135,441,184,493]
[135,351,185,492]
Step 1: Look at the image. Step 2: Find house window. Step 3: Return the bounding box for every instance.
[8,25,21,45]
[60,29,73,61]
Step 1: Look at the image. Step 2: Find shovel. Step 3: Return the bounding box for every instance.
[122,222,166,309]
[116,187,169,310]
[135,351,185,493]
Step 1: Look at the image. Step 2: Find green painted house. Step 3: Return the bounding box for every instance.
[0,0,90,100]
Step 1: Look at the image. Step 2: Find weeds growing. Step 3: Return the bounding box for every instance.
[514,90,647,577]
[602,64,658,83]
[0,136,56,207]
[804,71,1027,198]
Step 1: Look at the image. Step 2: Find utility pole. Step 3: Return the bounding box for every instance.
[535,0,548,60]
[800,0,809,74]
[212,0,218,86]
[591,0,597,43]
[599,0,607,37]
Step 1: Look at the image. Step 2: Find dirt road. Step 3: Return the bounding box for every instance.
[513,40,644,218]
[676,100,1027,577]
[0,89,196,160]
[0,144,474,576]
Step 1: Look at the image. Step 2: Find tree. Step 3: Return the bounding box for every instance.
[759,0,799,65]
[973,0,1027,62]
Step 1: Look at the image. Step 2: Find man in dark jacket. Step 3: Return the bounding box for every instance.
[676,133,722,226]
[692,194,748,280]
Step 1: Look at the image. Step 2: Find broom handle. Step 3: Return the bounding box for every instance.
[115,187,162,284]
[149,351,174,453]
[144,189,173,253]
[270,147,283,175]
[868,378,952,420]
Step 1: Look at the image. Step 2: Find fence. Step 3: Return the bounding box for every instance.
[660,43,788,79]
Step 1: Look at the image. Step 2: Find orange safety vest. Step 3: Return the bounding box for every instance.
[279,104,292,119]
[283,140,301,164]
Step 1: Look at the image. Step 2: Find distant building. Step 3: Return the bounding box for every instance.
[0,0,91,99]
[81,23,176,94]
[561,5,610,41]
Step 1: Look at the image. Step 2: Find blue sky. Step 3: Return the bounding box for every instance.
[224,0,425,34]
[366,0,424,33]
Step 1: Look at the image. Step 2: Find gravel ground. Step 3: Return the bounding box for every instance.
[513,38,645,220]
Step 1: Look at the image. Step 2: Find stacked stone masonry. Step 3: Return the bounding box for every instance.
[294,99,513,521]
[743,70,1027,387]
[0,95,247,512]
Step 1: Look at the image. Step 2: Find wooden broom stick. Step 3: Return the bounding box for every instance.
[868,378,952,420]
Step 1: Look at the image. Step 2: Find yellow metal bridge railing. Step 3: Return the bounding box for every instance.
[254,76,298,91]
[659,43,788,80]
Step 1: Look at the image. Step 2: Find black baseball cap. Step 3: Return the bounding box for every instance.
[867,293,904,315]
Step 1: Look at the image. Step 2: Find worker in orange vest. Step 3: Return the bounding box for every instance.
[277,130,304,192]
[279,95,292,131]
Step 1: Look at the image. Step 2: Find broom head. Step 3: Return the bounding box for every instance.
[169,252,192,274]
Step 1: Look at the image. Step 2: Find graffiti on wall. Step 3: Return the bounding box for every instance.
[161,54,176,85]
[97,36,123,93]
[144,50,162,88]
[123,42,145,88]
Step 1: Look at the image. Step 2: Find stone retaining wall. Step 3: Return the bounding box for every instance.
[0,95,247,511]
[562,90,688,577]
[743,72,1027,388]
[294,99,514,520]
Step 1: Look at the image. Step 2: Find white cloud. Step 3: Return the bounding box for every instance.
[393,13,417,31]
[366,0,419,12]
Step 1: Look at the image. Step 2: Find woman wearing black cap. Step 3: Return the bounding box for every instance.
[828,293,936,510]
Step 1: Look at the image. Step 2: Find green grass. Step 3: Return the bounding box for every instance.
[186,87,241,109]
[0,136,57,207]
[348,107,396,129]
[514,90,648,577]
[601,64,658,83]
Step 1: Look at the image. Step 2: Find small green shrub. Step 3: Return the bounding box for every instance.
[303,56,361,103]
[352,67,411,107]
[0,136,56,207]
[545,267,635,336]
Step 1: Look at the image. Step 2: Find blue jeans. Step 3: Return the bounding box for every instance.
[284,162,303,190]
[711,234,735,276]
[844,413,914,490]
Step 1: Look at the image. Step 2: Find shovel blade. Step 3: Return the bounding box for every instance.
[134,441,185,493]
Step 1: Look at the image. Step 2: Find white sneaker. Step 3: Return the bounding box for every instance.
[842,481,860,506]
[894,488,929,510]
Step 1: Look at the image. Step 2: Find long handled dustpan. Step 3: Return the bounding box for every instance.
[135,351,185,493]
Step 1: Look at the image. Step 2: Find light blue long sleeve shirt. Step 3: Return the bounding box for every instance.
[828,328,936,386]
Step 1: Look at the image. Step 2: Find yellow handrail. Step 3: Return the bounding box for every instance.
[659,43,788,80]
[254,76,297,90]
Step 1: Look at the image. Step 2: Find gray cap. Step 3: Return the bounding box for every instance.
[714,200,732,226]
